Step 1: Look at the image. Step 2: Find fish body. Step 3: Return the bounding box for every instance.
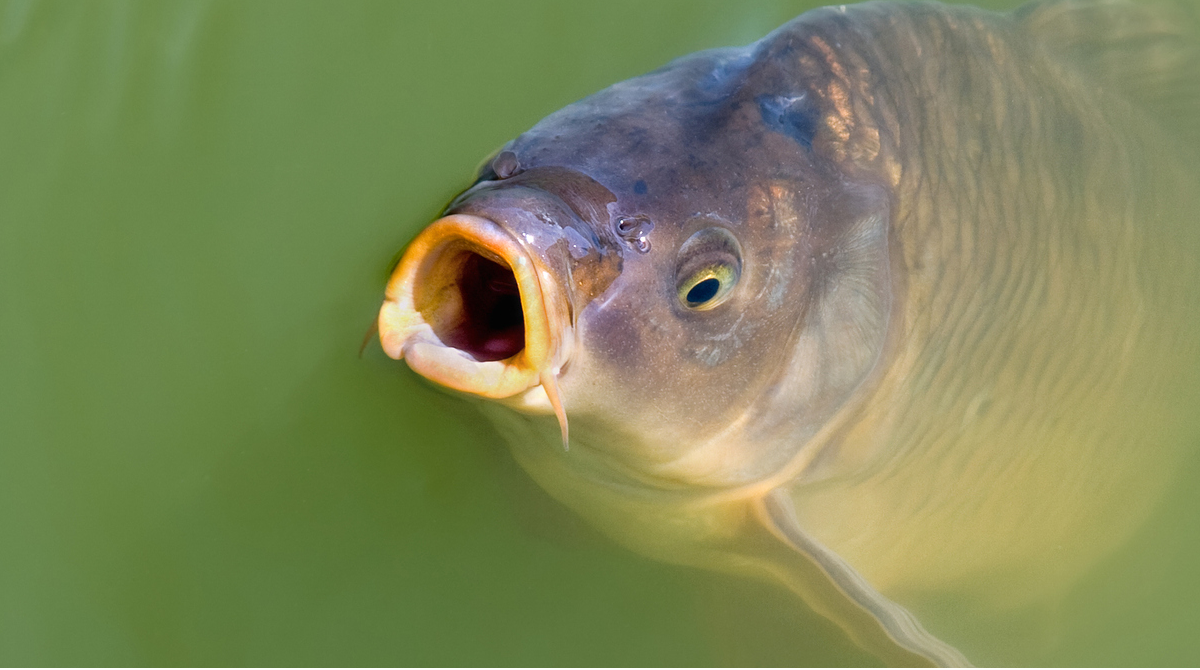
[378,0,1200,664]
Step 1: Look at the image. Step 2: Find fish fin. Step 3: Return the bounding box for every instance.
[753,489,971,667]
[1019,0,1200,150]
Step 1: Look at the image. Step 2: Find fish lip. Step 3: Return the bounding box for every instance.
[378,213,565,399]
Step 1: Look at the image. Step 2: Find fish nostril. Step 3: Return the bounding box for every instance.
[492,151,521,180]
[615,215,655,253]
[435,252,526,362]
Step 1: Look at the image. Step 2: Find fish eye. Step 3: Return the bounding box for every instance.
[679,265,737,309]
[675,227,742,311]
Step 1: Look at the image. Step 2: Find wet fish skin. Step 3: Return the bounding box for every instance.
[380,0,1200,664]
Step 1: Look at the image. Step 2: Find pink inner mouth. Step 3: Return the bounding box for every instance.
[442,253,526,362]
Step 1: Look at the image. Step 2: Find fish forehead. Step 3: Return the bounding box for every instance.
[498,1,1014,191]
[503,48,836,227]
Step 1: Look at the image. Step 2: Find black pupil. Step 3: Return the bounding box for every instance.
[686,277,721,305]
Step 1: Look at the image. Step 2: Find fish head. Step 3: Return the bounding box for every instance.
[380,40,895,488]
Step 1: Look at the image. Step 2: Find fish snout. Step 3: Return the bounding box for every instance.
[378,213,568,399]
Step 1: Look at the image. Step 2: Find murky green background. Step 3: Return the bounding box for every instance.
[3,0,1199,665]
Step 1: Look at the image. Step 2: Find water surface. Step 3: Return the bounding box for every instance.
[2,0,1198,665]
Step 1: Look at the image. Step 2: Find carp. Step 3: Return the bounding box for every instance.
[376,0,1200,664]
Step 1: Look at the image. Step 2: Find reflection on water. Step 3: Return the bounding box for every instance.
[0,0,1197,665]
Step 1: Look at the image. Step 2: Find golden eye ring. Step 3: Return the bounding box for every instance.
[678,263,738,310]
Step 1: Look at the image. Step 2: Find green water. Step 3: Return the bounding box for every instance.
[2,0,1198,665]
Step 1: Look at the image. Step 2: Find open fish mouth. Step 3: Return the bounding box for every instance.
[378,213,565,402]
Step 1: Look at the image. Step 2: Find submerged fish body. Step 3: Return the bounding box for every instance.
[378,0,1200,664]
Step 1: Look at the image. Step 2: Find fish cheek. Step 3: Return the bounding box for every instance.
[581,302,645,372]
[577,290,694,407]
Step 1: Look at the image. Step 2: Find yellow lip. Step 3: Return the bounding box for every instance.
[378,213,559,399]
